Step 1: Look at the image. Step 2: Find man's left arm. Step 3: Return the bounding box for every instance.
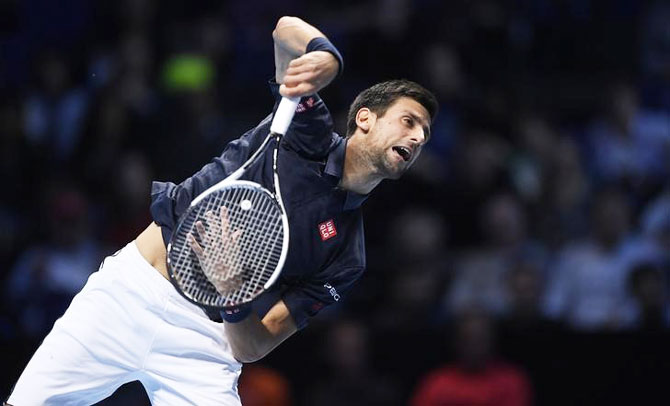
[223,299,297,363]
[224,262,364,363]
[273,16,341,98]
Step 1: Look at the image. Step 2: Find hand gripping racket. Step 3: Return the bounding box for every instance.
[167,97,300,309]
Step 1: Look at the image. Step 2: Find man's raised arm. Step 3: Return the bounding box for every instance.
[272,16,342,98]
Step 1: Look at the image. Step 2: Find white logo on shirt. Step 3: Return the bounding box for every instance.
[323,283,340,301]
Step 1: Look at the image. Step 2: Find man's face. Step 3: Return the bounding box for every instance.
[362,97,431,179]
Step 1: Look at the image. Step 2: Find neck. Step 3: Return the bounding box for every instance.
[339,135,383,195]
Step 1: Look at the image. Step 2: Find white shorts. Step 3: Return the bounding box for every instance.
[7,241,242,406]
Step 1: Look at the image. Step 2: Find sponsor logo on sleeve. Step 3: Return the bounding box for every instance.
[323,283,340,301]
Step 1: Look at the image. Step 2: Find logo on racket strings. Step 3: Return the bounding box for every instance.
[318,219,337,241]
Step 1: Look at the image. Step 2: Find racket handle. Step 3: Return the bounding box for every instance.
[270,97,300,135]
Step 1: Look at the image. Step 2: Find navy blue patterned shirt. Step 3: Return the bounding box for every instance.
[149,82,367,329]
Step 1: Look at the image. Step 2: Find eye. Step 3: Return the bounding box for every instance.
[402,116,414,127]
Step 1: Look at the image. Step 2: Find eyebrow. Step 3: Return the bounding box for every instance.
[406,111,431,140]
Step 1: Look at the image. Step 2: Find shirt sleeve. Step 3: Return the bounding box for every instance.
[281,264,365,330]
[268,80,335,159]
[149,115,272,245]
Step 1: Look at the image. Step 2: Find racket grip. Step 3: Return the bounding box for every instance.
[270,97,300,135]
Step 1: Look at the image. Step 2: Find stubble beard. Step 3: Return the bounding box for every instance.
[375,148,405,180]
[361,131,405,180]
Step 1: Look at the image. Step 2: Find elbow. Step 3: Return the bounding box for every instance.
[231,346,270,364]
[229,335,274,363]
[275,16,300,30]
[235,354,265,364]
[273,16,301,40]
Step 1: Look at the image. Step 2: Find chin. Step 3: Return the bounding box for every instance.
[383,164,407,180]
[378,156,408,180]
[387,170,404,180]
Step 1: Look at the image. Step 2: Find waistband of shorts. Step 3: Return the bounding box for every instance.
[115,241,213,319]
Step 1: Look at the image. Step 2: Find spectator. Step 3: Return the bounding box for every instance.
[543,188,661,330]
[5,184,103,339]
[501,255,551,329]
[0,97,35,272]
[640,0,670,108]
[538,137,591,248]
[508,113,559,205]
[238,365,292,406]
[445,193,546,316]
[627,262,670,331]
[305,319,399,406]
[373,207,449,330]
[115,31,157,117]
[584,81,670,193]
[77,92,134,190]
[102,152,153,247]
[640,190,670,258]
[23,50,90,166]
[411,309,532,406]
[443,130,512,247]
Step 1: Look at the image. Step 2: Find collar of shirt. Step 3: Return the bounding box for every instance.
[323,137,369,210]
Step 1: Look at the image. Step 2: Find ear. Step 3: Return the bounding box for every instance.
[355,107,376,134]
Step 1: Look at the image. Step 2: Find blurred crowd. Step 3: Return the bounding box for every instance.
[1,0,668,405]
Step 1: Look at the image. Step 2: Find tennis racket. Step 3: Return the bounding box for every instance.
[167,96,300,310]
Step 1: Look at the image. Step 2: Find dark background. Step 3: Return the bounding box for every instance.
[1,0,669,405]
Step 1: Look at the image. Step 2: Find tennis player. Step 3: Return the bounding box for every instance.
[7,16,436,405]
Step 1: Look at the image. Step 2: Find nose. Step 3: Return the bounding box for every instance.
[410,128,426,145]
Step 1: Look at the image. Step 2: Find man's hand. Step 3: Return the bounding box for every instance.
[273,16,340,98]
[188,206,244,296]
[279,50,339,98]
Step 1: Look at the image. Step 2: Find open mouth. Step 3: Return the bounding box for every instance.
[392,146,412,162]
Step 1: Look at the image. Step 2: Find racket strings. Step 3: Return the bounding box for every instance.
[225,194,279,302]
[234,202,284,301]
[228,136,284,302]
[210,189,282,303]
[228,189,278,270]
[170,184,284,307]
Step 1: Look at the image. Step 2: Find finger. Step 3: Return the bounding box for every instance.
[205,210,217,224]
[188,233,204,259]
[281,82,316,98]
[231,229,243,243]
[285,62,315,76]
[280,81,316,98]
[225,228,244,274]
[279,83,293,97]
[194,221,208,249]
[194,220,208,244]
[283,71,317,87]
[288,55,309,68]
[289,51,334,70]
[204,211,218,238]
[220,206,231,238]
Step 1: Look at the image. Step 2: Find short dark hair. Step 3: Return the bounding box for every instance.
[346,79,438,137]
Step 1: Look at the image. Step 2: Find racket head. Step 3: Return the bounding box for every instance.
[167,180,289,310]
